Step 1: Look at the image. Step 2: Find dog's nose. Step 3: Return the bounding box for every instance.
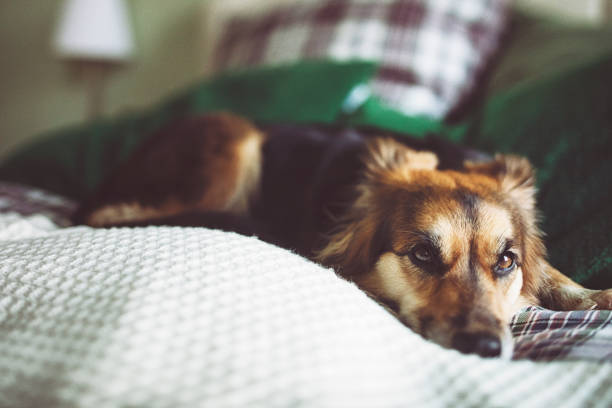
[451,331,502,358]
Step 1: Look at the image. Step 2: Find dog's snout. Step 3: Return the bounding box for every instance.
[451,331,502,358]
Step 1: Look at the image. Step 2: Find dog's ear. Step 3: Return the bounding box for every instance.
[365,138,438,178]
[465,154,537,216]
[315,211,388,278]
[315,142,401,276]
[316,138,437,276]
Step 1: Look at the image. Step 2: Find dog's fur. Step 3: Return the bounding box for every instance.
[74,112,612,358]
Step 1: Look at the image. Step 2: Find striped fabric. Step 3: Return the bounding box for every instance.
[213,0,510,118]
[511,306,612,362]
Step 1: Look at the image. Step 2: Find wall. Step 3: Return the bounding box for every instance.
[0,0,207,159]
[516,0,612,24]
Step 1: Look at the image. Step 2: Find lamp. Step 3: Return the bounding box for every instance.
[53,0,135,119]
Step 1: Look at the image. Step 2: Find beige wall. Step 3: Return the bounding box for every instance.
[0,0,207,159]
[516,0,612,24]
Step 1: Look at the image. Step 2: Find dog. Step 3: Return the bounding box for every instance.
[74,112,612,358]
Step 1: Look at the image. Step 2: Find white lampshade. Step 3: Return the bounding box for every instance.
[53,0,134,62]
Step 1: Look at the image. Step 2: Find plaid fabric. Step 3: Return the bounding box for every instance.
[213,0,509,118]
[0,182,76,227]
[511,306,612,362]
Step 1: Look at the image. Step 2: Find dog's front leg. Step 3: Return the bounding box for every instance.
[536,263,612,310]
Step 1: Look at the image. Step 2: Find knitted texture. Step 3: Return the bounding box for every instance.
[0,215,611,407]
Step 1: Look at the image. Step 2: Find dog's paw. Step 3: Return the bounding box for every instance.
[588,289,612,310]
[579,289,612,310]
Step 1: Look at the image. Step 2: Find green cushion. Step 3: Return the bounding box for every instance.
[0,60,377,200]
[344,97,441,136]
[451,51,612,289]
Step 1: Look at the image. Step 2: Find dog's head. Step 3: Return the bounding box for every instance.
[317,138,547,358]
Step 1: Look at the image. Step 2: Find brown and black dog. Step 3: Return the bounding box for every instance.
[74,112,612,358]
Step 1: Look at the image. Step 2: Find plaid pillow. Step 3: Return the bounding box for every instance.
[213,0,509,118]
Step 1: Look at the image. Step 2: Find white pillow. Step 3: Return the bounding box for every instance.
[0,219,609,407]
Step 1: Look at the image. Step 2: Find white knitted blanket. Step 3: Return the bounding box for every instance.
[0,213,610,408]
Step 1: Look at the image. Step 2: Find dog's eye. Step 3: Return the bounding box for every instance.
[412,244,433,263]
[495,251,516,275]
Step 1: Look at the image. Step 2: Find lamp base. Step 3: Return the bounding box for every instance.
[68,59,118,120]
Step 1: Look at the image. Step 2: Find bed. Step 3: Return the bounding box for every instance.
[1,0,612,406]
